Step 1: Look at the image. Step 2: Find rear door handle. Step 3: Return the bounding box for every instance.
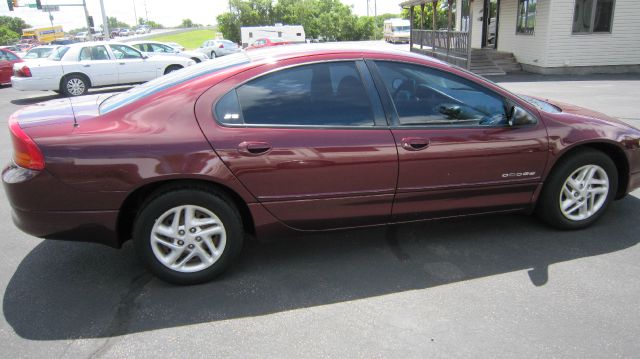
[82,64,91,67]
[401,137,430,151]
[118,62,125,65]
[238,141,272,156]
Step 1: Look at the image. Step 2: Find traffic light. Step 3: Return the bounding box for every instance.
[87,16,94,28]
[35,0,41,10]
[7,0,16,11]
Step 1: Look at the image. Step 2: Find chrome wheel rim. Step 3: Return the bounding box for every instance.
[150,205,226,273]
[559,164,609,221]
[66,78,85,96]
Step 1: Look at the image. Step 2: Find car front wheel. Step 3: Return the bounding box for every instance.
[536,148,617,229]
[133,188,244,285]
[164,65,183,75]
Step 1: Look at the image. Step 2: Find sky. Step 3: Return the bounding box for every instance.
[0,0,405,31]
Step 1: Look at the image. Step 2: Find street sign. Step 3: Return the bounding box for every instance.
[42,5,60,11]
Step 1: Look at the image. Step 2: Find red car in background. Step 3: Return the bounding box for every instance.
[0,48,23,85]
[247,37,291,49]
[4,45,640,285]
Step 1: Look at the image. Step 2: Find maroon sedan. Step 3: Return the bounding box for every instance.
[0,48,23,85]
[4,46,640,284]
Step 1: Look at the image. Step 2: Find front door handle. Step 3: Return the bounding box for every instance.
[401,137,430,151]
[238,141,272,156]
[118,62,126,65]
[82,64,91,67]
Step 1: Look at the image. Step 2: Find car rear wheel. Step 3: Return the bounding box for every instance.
[536,149,617,229]
[164,65,183,75]
[191,57,201,63]
[61,74,89,97]
[210,51,216,59]
[133,188,244,285]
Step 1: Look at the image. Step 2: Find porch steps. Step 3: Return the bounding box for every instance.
[470,49,522,76]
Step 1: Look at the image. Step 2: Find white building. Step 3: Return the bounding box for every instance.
[402,0,640,74]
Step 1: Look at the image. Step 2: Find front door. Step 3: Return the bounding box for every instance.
[0,50,12,84]
[370,60,548,221]
[108,44,156,84]
[196,58,398,230]
[482,0,500,48]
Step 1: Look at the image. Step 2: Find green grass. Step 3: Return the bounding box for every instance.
[146,29,217,50]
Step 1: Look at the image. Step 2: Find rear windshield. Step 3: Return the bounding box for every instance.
[99,52,250,114]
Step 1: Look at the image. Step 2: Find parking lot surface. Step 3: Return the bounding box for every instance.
[0,56,639,358]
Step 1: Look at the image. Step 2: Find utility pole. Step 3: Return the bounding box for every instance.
[366,0,369,16]
[133,0,138,26]
[144,0,148,22]
[99,0,109,38]
[82,0,93,40]
[375,0,377,17]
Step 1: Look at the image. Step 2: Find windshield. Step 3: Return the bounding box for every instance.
[50,46,69,61]
[393,26,410,32]
[100,52,251,114]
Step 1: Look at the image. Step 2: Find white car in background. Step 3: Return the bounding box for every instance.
[11,41,195,96]
[197,39,241,59]
[129,41,208,63]
[74,31,89,42]
[22,45,61,60]
[135,25,151,34]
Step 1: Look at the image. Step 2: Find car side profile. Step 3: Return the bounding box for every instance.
[4,46,640,285]
[0,48,22,84]
[197,39,241,59]
[130,41,208,63]
[247,37,290,49]
[11,41,195,96]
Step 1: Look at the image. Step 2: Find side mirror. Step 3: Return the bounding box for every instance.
[508,105,537,126]
[142,54,149,59]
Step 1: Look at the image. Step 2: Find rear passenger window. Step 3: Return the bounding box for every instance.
[227,62,374,127]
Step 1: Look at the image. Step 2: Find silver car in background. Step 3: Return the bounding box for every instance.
[197,39,241,59]
[130,41,208,63]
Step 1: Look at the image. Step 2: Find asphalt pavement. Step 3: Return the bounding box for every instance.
[0,59,640,358]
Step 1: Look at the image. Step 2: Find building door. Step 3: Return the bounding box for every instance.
[482,0,500,48]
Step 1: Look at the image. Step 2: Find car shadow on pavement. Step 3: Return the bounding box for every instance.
[4,196,640,341]
[9,87,132,106]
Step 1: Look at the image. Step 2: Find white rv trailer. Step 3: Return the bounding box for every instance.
[240,24,305,48]
[383,18,411,44]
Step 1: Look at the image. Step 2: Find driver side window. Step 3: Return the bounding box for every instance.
[109,44,142,59]
[375,61,508,127]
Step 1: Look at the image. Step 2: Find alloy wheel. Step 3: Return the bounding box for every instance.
[559,164,609,221]
[66,78,86,96]
[150,204,227,273]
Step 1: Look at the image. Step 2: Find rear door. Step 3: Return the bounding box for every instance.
[69,45,118,86]
[195,58,398,230]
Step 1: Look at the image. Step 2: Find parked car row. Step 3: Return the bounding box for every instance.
[11,41,196,96]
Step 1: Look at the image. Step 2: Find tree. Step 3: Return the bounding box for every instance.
[0,26,19,46]
[216,0,386,43]
[108,17,130,29]
[0,16,30,35]
[180,19,194,28]
[138,17,164,29]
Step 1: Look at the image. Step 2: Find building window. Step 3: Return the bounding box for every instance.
[516,0,537,35]
[572,0,615,33]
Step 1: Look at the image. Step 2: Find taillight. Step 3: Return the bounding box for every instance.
[14,65,32,78]
[8,118,45,170]
[218,44,224,48]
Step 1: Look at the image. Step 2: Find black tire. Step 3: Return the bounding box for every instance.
[164,65,183,75]
[191,57,201,63]
[133,188,244,285]
[60,74,89,97]
[536,148,618,230]
[210,51,216,59]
